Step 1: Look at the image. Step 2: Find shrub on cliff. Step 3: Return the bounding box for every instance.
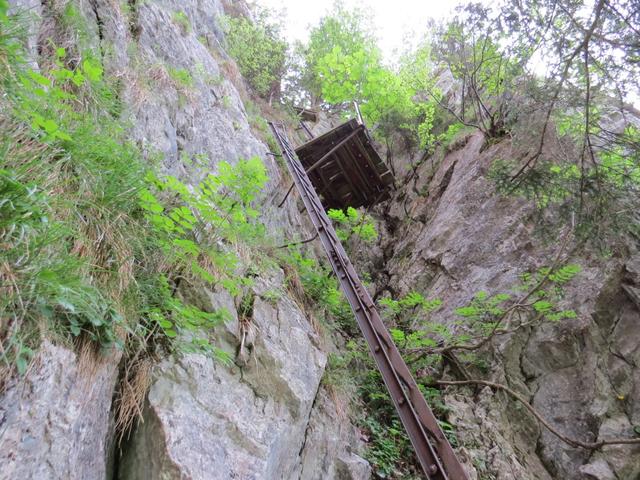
[223,8,287,99]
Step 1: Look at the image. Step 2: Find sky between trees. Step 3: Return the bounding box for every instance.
[255,0,469,61]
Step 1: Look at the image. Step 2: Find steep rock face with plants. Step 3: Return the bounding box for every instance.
[3,1,640,480]
[0,1,369,479]
[356,127,640,479]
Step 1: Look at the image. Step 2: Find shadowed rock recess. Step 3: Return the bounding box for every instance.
[1,1,639,480]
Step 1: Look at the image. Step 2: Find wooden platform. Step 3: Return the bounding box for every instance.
[294,119,394,210]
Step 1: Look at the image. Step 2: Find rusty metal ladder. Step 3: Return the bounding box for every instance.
[269,123,469,480]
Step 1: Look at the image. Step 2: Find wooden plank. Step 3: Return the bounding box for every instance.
[305,126,364,175]
[293,118,394,209]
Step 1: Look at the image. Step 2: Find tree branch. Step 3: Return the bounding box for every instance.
[435,379,640,450]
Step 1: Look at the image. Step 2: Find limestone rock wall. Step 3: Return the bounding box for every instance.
[0,1,368,479]
[363,130,640,479]
[0,342,121,480]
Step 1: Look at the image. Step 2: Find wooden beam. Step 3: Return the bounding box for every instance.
[305,125,364,175]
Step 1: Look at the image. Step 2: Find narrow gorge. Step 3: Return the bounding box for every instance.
[1,1,639,479]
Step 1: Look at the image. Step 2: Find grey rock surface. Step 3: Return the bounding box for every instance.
[298,388,371,480]
[119,274,328,479]
[363,128,640,479]
[0,342,121,480]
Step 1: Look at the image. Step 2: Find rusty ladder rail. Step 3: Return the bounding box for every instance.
[269,123,469,480]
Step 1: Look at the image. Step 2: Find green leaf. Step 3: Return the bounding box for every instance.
[390,328,406,343]
[28,71,52,88]
[16,356,28,375]
[159,319,173,329]
[455,306,479,317]
[533,300,553,313]
[82,59,103,82]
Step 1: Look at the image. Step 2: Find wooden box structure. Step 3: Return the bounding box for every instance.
[294,119,394,210]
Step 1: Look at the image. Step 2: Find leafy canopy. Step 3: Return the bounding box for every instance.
[223,8,287,98]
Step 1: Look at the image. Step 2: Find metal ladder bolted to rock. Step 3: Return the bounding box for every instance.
[269,117,470,480]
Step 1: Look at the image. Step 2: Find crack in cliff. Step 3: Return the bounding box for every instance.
[89,0,105,59]
[127,0,142,41]
[296,375,325,467]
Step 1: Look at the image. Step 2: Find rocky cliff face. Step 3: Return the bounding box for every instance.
[361,129,640,479]
[3,2,639,480]
[0,1,369,479]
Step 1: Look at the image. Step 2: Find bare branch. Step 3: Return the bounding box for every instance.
[435,379,640,450]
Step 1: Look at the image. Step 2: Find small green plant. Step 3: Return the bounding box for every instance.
[327,206,378,243]
[172,11,192,35]
[282,249,354,332]
[440,122,472,150]
[140,157,268,297]
[167,66,194,90]
[260,288,282,305]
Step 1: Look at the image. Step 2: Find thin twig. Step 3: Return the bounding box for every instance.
[276,232,319,249]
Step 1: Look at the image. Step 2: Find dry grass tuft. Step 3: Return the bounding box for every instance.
[281,261,306,308]
[327,383,350,421]
[113,355,153,445]
[76,337,106,380]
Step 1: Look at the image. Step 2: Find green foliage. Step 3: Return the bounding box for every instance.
[451,1,640,242]
[452,264,581,345]
[136,157,270,358]
[172,11,192,34]
[327,206,378,243]
[167,66,194,90]
[315,40,419,144]
[397,41,441,150]
[434,8,528,138]
[342,339,424,478]
[491,122,640,241]
[379,291,442,316]
[0,21,146,364]
[223,10,287,97]
[361,415,410,478]
[0,7,267,374]
[145,276,232,361]
[141,157,268,296]
[301,6,439,148]
[283,249,354,331]
[379,291,448,365]
[440,122,473,150]
[330,291,445,477]
[355,263,581,475]
[303,3,374,99]
[260,288,283,305]
[322,352,354,393]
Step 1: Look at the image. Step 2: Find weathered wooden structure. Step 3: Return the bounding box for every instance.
[294,118,394,210]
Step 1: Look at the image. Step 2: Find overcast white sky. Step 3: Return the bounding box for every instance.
[254,0,465,61]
